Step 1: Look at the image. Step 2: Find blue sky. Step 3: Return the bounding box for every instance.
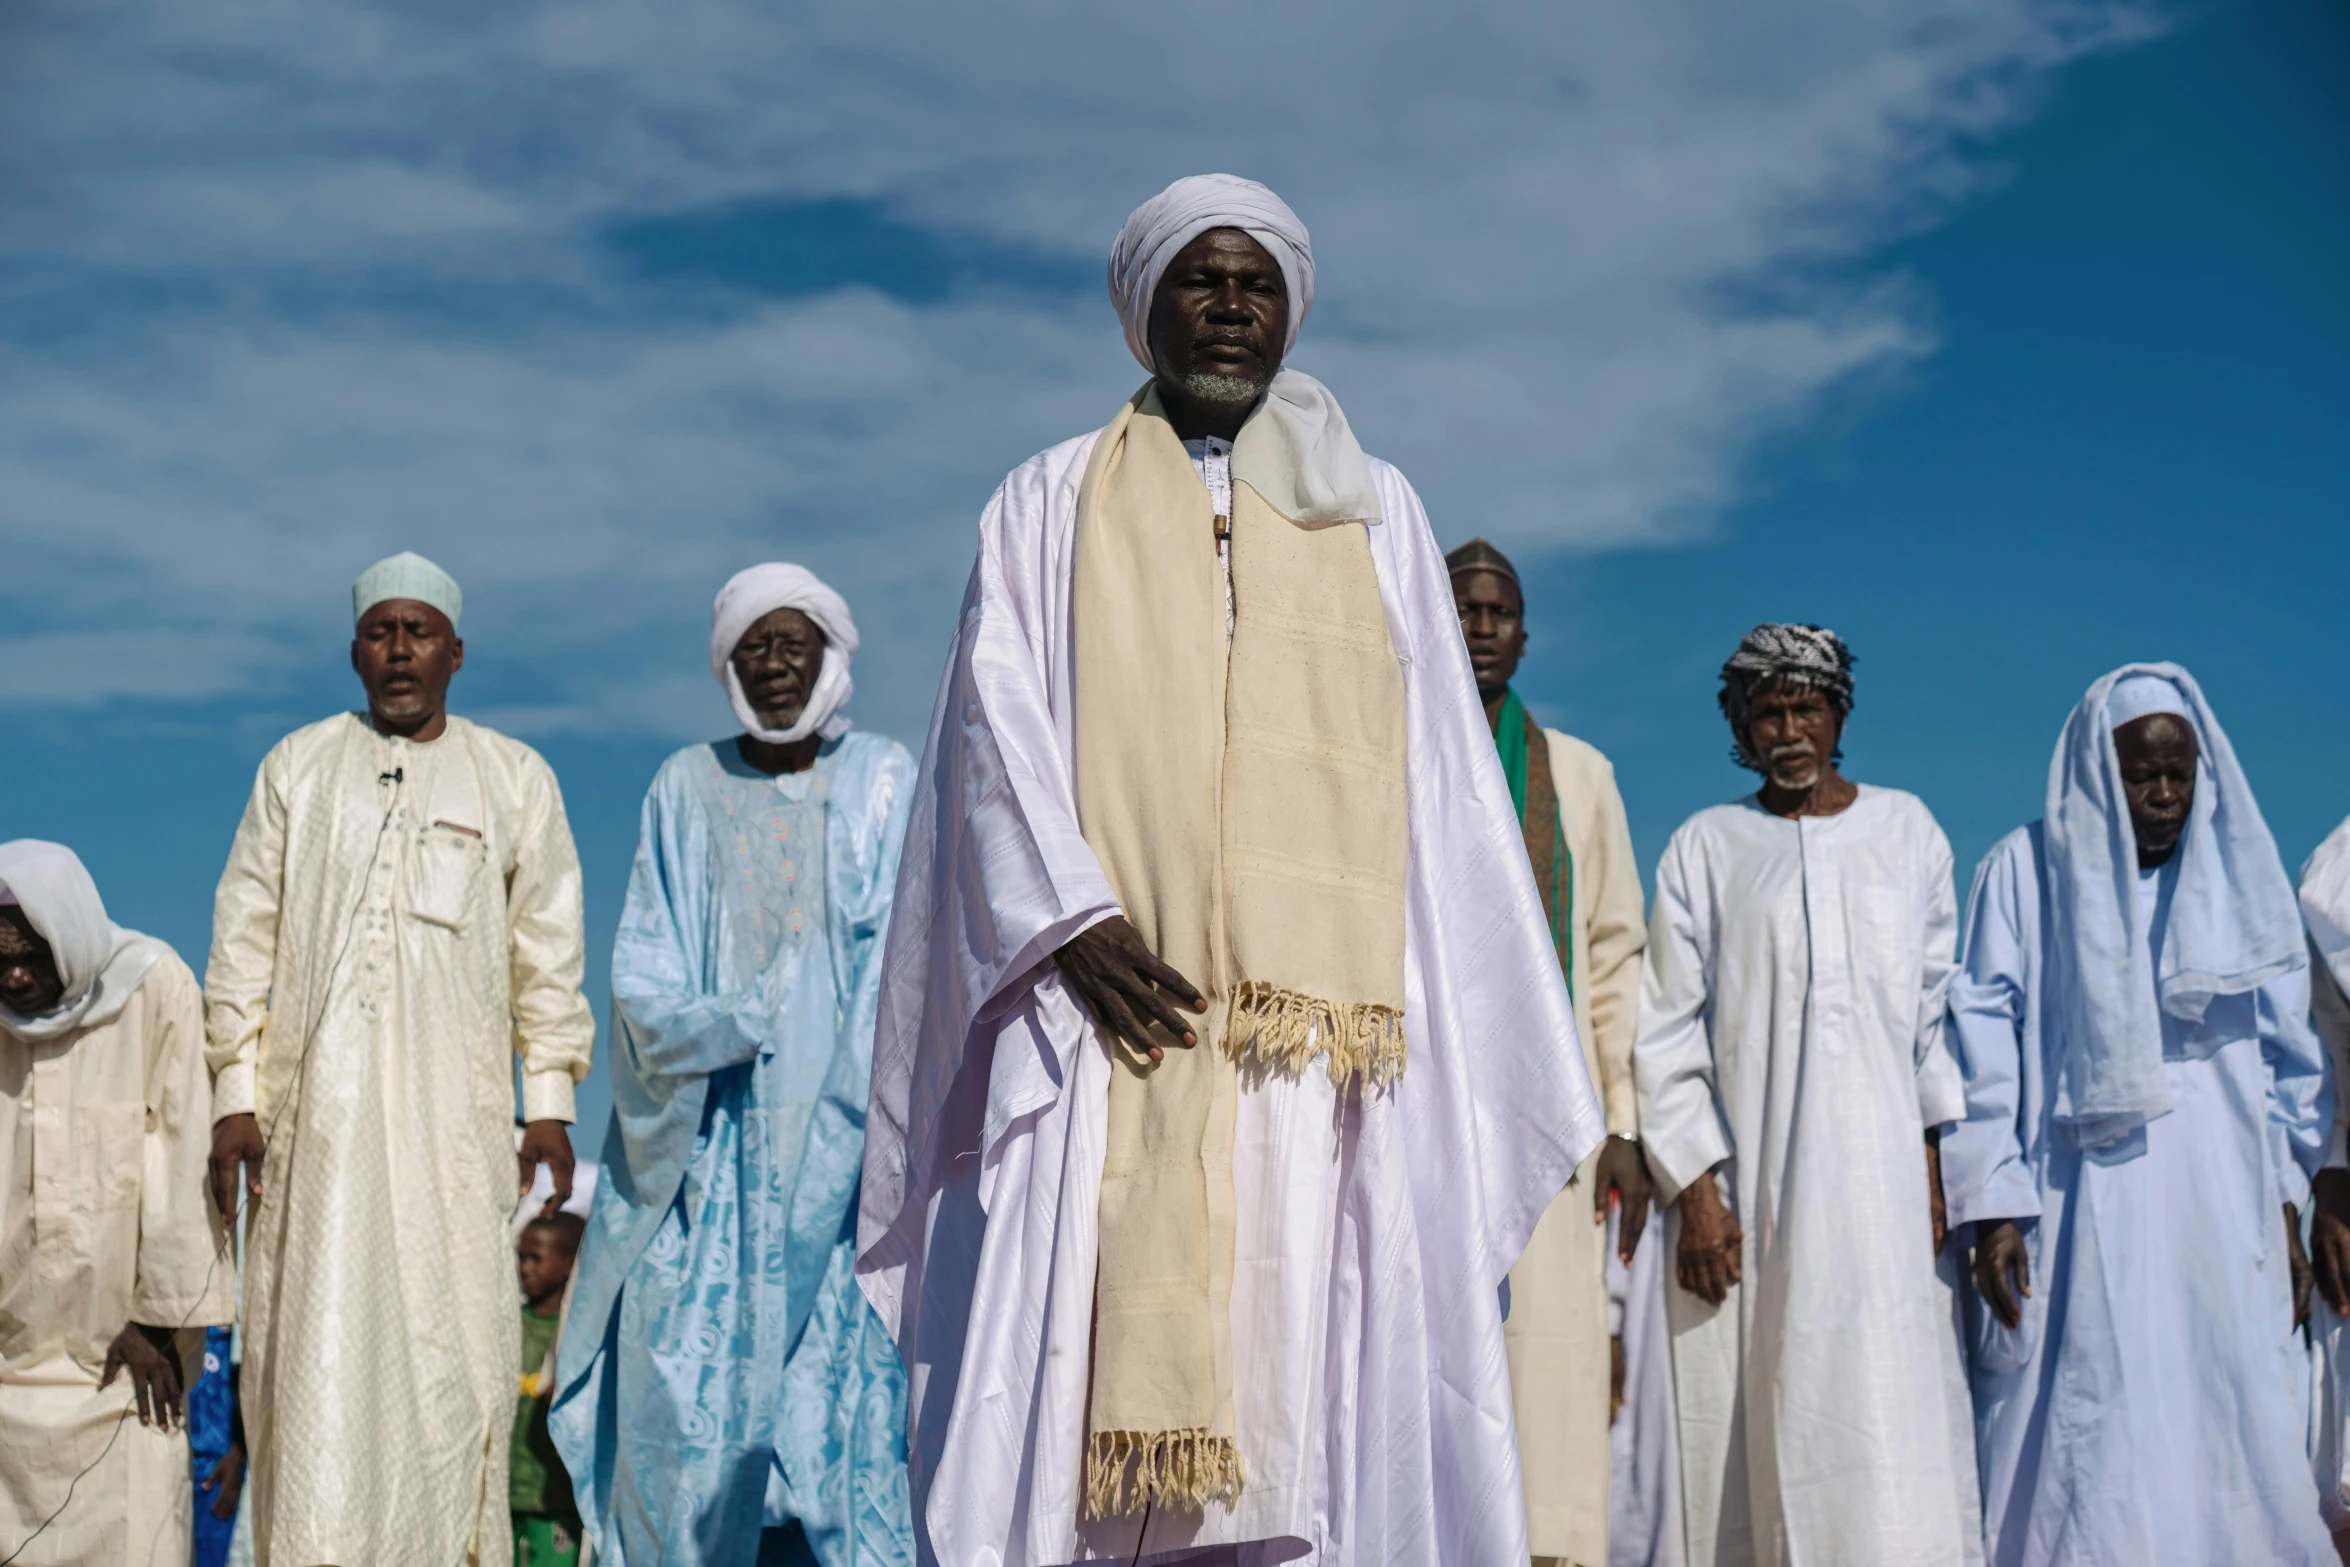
[4,0,2342,1148]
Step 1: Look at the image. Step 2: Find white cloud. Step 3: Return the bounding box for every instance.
[0,0,2157,735]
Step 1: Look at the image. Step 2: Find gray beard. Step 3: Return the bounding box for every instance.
[1174,366,1269,413]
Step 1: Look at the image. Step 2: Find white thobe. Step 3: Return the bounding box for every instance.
[0,951,233,1567]
[1635,788,1977,1567]
[2300,815,2350,1533]
[207,713,595,1567]
[857,432,1606,1567]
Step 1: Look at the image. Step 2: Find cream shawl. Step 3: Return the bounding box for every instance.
[1072,381,1408,1517]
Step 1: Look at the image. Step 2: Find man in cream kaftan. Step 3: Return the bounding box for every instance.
[1448,537,1652,1567]
[207,555,594,1567]
[1635,626,1976,1567]
[1,841,235,1567]
[857,176,1604,1567]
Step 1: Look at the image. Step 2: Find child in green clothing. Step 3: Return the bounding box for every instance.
[514,1213,587,1567]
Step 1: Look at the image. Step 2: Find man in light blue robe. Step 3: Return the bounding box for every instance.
[1943,663,2335,1565]
[550,564,917,1567]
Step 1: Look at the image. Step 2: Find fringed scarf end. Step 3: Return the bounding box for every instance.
[1226,981,1407,1089]
[1083,1428,1246,1519]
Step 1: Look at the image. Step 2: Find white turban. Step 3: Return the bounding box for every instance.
[2108,673,2191,730]
[1107,173,1315,374]
[353,550,463,629]
[710,564,858,744]
[0,840,171,1042]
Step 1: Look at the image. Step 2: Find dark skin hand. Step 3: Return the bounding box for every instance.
[1975,1218,2032,1330]
[1676,1168,1744,1305]
[1056,916,1208,1065]
[1746,680,1858,819]
[100,1321,183,1429]
[1926,1126,1949,1255]
[2112,712,2196,869]
[2312,1168,2350,1315]
[351,598,463,742]
[1451,567,1654,1256]
[517,1120,575,1220]
[0,905,66,1017]
[2291,1201,2316,1329]
[202,1442,246,1520]
[731,606,827,776]
[1148,227,1290,444]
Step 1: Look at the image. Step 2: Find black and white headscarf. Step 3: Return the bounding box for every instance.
[1717,622,1855,770]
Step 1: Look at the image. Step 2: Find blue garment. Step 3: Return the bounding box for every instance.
[2041,663,2307,1145]
[550,733,916,1567]
[188,1324,239,1567]
[1945,813,2334,1562]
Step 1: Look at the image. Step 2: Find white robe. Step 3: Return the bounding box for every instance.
[0,952,234,1567]
[857,431,1606,1567]
[206,713,595,1567]
[2300,815,2350,1533]
[1635,788,1978,1567]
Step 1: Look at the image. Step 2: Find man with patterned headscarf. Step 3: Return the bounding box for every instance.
[858,176,1603,1566]
[550,563,917,1567]
[1637,624,1979,1567]
[1943,665,2334,1564]
[205,552,595,1567]
[0,841,234,1567]
[1447,536,1653,1567]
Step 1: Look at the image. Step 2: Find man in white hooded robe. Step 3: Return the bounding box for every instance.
[855,174,1605,1567]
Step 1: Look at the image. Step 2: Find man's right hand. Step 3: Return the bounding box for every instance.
[2311,1169,2350,1316]
[1675,1168,1744,1305]
[1975,1218,2031,1329]
[209,1113,265,1220]
[1054,916,1206,1064]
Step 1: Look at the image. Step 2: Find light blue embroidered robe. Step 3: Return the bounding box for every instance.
[1944,825,2334,1566]
[550,732,915,1567]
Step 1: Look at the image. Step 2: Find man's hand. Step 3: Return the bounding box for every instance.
[2289,1202,2315,1330]
[518,1120,575,1218]
[1675,1169,1743,1306]
[209,1113,264,1221]
[1926,1127,1949,1257]
[1055,916,1206,1064]
[1593,1136,1653,1263]
[2310,1170,2350,1316]
[1975,1219,2030,1330]
[201,1442,247,1520]
[100,1323,182,1430]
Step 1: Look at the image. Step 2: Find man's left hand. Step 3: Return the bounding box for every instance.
[518,1120,575,1219]
[1926,1128,1949,1257]
[2310,1170,2350,1316]
[2289,1201,2315,1330]
[201,1442,247,1520]
[1593,1135,1652,1264]
[99,1323,182,1430]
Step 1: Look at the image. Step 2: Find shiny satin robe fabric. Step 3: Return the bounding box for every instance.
[857,432,1605,1566]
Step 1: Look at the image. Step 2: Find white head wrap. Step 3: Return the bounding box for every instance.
[1108,173,1315,374]
[710,564,858,744]
[2107,673,2191,730]
[0,840,172,1042]
[353,551,463,630]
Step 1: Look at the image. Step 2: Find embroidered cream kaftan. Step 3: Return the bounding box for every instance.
[1,952,233,1567]
[206,713,594,1567]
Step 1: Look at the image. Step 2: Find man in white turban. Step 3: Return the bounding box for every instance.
[857,175,1603,1566]
[550,564,918,1567]
[0,841,234,1567]
[1637,624,1979,1567]
[205,552,595,1567]
[1944,665,2335,1564]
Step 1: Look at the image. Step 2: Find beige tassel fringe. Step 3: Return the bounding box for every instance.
[1226,981,1407,1089]
[1084,1428,1247,1519]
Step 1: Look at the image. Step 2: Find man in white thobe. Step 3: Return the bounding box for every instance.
[1635,624,1977,1567]
[856,175,1605,1567]
[1,840,234,1567]
[205,553,595,1567]
[2295,814,2350,1553]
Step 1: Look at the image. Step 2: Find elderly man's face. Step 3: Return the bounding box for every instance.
[0,907,64,1016]
[732,607,827,732]
[1452,569,1525,706]
[1745,681,1842,792]
[352,598,463,730]
[2114,712,2197,868]
[1148,227,1289,415]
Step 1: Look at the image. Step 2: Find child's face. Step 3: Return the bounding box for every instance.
[518,1229,573,1304]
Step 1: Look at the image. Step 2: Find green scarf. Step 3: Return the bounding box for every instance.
[1494,688,1574,999]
